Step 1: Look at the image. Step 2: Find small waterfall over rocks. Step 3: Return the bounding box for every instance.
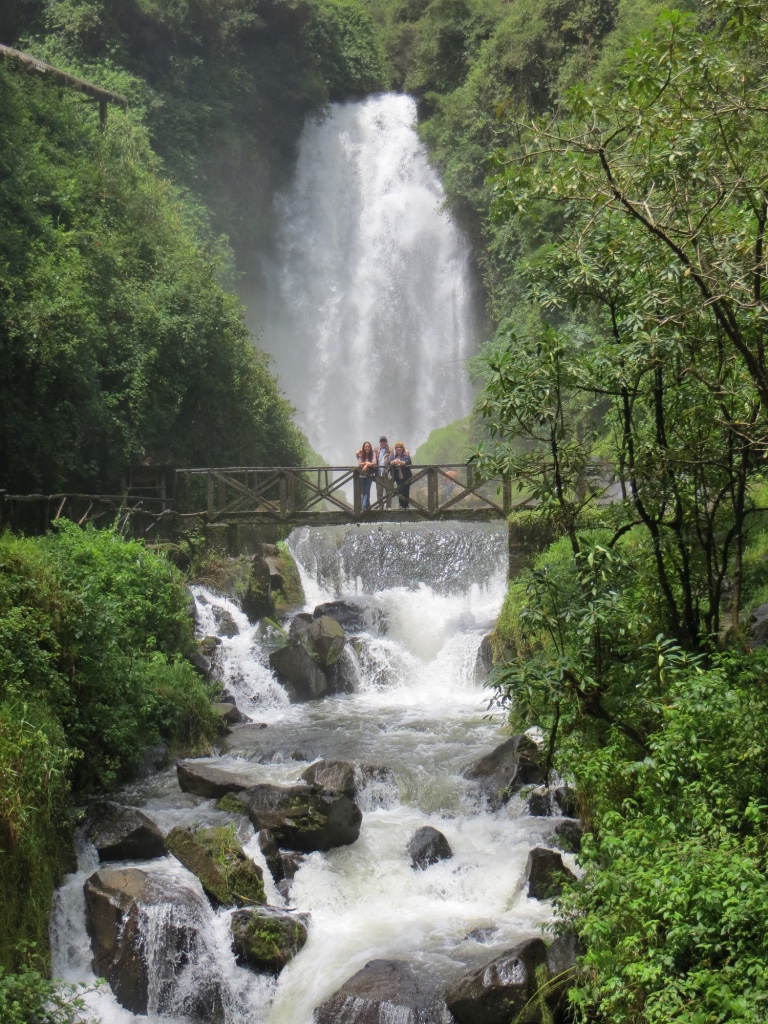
[49,524,578,1024]
[255,94,479,464]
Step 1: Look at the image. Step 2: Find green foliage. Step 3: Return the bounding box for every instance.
[0,957,99,1024]
[558,651,768,1024]
[0,63,306,491]
[412,413,482,464]
[0,524,221,969]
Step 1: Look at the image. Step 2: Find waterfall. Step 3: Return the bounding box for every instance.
[254,94,479,464]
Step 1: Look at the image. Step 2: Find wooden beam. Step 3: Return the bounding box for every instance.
[0,44,128,113]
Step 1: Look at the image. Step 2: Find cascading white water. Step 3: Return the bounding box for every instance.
[49,525,572,1024]
[255,94,479,464]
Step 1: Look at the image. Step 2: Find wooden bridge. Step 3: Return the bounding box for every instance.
[0,464,531,534]
[174,464,528,525]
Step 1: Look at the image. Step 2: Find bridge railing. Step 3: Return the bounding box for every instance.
[174,465,518,520]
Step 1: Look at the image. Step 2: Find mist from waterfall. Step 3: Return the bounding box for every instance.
[254,93,479,464]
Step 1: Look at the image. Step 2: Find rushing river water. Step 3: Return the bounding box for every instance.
[50,523,565,1023]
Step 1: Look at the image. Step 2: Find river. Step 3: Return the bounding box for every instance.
[49,522,564,1023]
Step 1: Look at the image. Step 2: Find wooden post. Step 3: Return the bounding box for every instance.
[286,470,295,513]
[428,467,438,514]
[207,473,214,517]
[217,476,225,516]
[508,521,515,582]
[503,477,512,514]
[353,470,361,514]
[279,472,288,516]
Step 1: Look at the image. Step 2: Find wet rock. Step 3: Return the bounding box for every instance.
[269,620,355,702]
[300,758,357,796]
[280,851,305,880]
[176,759,259,799]
[312,599,367,632]
[212,607,239,637]
[307,615,347,666]
[553,819,583,854]
[264,556,284,592]
[313,959,447,1024]
[165,825,265,908]
[527,785,578,818]
[84,867,222,1019]
[241,556,273,622]
[85,802,166,862]
[545,933,579,1015]
[213,702,248,726]
[244,779,362,852]
[408,826,453,870]
[269,642,330,701]
[187,649,212,680]
[231,905,310,975]
[199,635,222,654]
[526,848,577,901]
[463,735,545,808]
[474,633,494,683]
[289,612,314,636]
[257,829,283,883]
[136,742,168,779]
[445,937,548,1024]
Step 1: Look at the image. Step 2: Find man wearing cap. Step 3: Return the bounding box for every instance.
[374,436,393,509]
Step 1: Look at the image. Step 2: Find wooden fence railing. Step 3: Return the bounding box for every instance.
[174,465,520,522]
[0,465,531,536]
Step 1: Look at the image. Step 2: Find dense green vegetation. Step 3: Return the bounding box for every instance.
[1,0,388,491]
[0,525,219,981]
[4,0,768,1019]
[473,1,768,1020]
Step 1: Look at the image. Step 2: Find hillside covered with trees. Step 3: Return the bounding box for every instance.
[4,0,768,1022]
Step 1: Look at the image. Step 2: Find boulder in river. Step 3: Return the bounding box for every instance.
[165,824,265,907]
[212,701,248,727]
[257,828,284,883]
[313,959,447,1024]
[463,734,545,808]
[526,847,577,901]
[527,785,578,818]
[300,758,357,796]
[211,606,239,637]
[408,826,453,870]
[312,599,367,632]
[84,802,166,862]
[231,905,310,975]
[473,632,494,683]
[553,819,583,854]
[84,867,222,1019]
[445,937,548,1024]
[176,758,259,799]
[243,774,362,852]
[269,617,357,701]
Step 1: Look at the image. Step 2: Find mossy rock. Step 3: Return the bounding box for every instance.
[216,792,249,815]
[165,824,265,908]
[231,906,310,975]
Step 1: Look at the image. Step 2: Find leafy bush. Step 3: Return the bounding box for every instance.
[0,524,220,968]
[559,652,768,1024]
[0,958,99,1024]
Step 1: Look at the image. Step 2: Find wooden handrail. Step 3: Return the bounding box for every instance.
[0,44,128,121]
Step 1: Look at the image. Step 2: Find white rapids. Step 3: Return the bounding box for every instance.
[50,524,570,1023]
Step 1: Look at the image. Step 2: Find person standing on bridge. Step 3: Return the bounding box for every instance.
[388,442,412,509]
[356,441,377,511]
[374,436,393,509]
